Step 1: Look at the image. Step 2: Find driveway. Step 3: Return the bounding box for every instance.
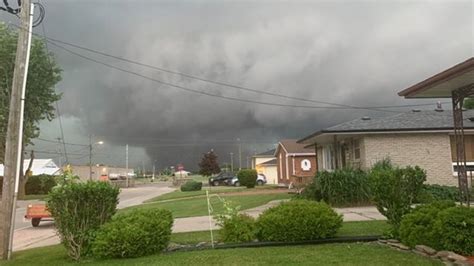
[13,183,174,251]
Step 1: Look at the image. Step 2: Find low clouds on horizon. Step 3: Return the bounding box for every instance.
[2,0,471,169]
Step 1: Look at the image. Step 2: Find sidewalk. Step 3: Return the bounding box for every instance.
[172,200,386,233]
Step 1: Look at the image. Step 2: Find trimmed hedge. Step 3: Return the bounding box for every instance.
[400,201,455,249]
[237,169,258,188]
[256,200,342,242]
[47,181,119,260]
[180,180,202,192]
[92,209,173,258]
[302,168,370,206]
[433,206,474,255]
[400,201,474,256]
[25,174,57,195]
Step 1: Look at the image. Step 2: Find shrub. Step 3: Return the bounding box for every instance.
[416,184,460,203]
[368,159,426,236]
[256,200,342,242]
[400,200,455,248]
[433,206,474,255]
[301,168,370,206]
[25,174,57,195]
[92,209,173,258]
[237,169,258,188]
[215,200,255,243]
[180,180,202,191]
[47,181,119,260]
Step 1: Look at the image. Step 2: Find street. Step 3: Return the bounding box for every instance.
[12,182,174,251]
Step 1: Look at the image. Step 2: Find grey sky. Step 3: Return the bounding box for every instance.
[1,0,472,170]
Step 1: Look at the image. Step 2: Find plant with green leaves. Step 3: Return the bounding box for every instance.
[433,206,474,255]
[215,199,256,243]
[180,180,202,191]
[399,200,455,248]
[237,169,258,188]
[47,181,119,260]
[302,168,370,206]
[92,208,173,258]
[24,174,57,195]
[368,159,426,236]
[0,23,62,198]
[256,200,342,242]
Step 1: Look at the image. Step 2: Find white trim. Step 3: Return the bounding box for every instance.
[279,153,283,180]
[285,154,289,180]
[286,153,316,156]
[292,156,295,175]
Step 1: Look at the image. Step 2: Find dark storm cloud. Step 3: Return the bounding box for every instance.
[2,0,471,169]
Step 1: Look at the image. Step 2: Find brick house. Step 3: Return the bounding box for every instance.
[298,108,474,186]
[275,139,317,185]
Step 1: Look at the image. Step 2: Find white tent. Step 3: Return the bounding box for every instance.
[0,159,61,176]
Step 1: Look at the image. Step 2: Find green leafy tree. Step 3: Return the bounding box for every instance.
[0,23,62,197]
[464,98,474,109]
[198,150,220,177]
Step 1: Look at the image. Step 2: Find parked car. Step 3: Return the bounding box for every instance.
[209,172,236,186]
[230,174,267,187]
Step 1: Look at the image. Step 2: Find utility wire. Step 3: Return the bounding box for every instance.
[39,33,444,110]
[46,39,406,112]
[38,8,69,163]
[9,23,444,112]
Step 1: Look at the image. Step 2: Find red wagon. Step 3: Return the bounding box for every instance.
[24,204,52,227]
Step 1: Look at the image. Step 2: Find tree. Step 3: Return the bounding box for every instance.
[198,150,220,177]
[464,98,474,109]
[0,23,62,198]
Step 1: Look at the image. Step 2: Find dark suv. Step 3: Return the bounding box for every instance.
[209,172,236,186]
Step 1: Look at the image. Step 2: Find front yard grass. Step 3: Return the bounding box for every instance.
[5,242,441,266]
[124,193,292,218]
[146,185,280,202]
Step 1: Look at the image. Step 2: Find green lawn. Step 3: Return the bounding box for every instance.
[4,242,441,266]
[170,220,390,244]
[124,193,292,218]
[20,194,48,201]
[146,186,280,202]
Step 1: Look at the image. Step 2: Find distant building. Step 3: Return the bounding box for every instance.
[65,165,134,181]
[0,159,61,177]
[275,139,317,185]
[252,149,278,185]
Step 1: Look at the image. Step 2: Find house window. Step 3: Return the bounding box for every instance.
[323,145,334,170]
[353,139,361,160]
[301,159,311,171]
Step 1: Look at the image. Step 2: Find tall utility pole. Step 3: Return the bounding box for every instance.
[230,152,234,172]
[125,144,129,187]
[237,138,242,170]
[89,134,93,180]
[1,0,34,260]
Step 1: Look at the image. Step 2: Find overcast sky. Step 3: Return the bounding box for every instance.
[1,0,473,171]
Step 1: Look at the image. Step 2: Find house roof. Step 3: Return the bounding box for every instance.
[259,159,277,166]
[277,139,316,154]
[298,109,474,144]
[0,159,61,176]
[254,149,276,157]
[398,57,474,98]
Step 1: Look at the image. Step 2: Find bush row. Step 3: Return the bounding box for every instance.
[0,175,57,195]
[400,201,474,255]
[217,199,343,243]
[180,180,202,191]
[301,168,370,206]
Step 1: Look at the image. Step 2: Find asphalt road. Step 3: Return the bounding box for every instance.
[12,182,174,251]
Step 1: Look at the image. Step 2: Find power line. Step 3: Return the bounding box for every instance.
[37,32,444,110]
[9,23,445,112]
[46,39,406,112]
[38,11,68,163]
